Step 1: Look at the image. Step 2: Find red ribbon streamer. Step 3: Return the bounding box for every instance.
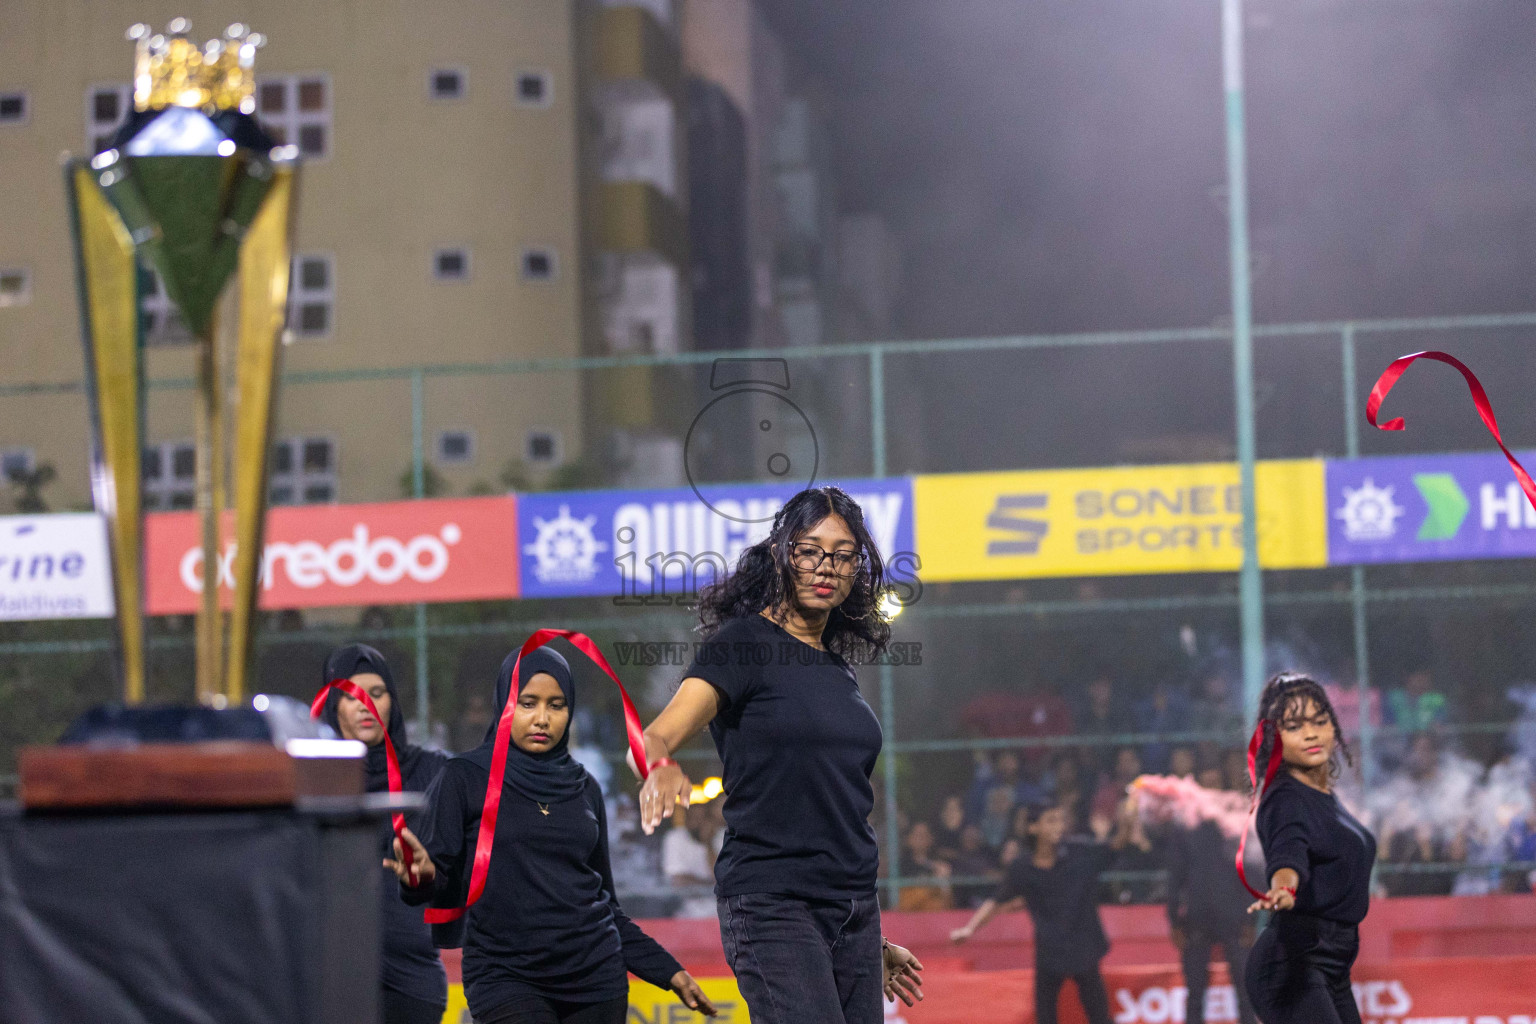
[424,629,650,924]
[1367,350,1536,515]
[310,678,414,877]
[1235,718,1284,901]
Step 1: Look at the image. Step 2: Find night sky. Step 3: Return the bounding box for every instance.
[759,0,1536,471]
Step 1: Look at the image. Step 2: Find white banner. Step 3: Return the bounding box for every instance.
[0,513,114,620]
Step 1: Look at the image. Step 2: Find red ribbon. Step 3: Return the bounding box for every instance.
[1368,350,1536,515]
[310,678,414,877]
[1235,718,1284,901]
[424,629,650,924]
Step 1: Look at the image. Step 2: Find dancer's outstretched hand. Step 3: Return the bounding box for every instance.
[882,940,924,1006]
[384,827,436,889]
[670,970,718,1016]
[640,762,693,835]
[1247,885,1295,914]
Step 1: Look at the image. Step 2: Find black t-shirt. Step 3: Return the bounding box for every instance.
[403,766,681,1016]
[995,839,1113,973]
[684,613,883,900]
[1257,773,1377,925]
[1166,820,1249,932]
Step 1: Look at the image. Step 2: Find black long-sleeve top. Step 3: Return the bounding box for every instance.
[1257,772,1377,925]
[403,762,682,1014]
[379,747,451,1006]
[994,838,1113,973]
[1166,820,1249,933]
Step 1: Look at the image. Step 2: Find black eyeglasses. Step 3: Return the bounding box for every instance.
[790,542,865,577]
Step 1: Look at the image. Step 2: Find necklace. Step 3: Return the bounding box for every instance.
[537,801,550,816]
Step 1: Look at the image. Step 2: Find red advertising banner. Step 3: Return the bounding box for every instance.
[438,954,1536,1024]
[144,496,519,614]
[887,958,1536,1024]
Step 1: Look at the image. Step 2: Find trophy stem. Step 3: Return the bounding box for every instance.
[194,326,226,702]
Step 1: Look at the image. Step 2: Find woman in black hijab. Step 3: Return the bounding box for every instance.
[390,647,715,1024]
[318,644,450,1024]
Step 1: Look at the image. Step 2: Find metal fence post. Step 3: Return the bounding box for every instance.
[1340,325,1374,786]
[411,370,429,732]
[870,347,901,905]
[1222,0,1266,717]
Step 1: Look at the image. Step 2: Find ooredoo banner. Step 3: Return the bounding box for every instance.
[143,496,519,614]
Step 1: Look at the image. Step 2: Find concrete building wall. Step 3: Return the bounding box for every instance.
[0,0,589,509]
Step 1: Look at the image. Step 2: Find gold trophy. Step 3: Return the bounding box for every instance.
[66,20,300,704]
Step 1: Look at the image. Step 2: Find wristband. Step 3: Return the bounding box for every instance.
[1282,886,1297,897]
[648,757,678,772]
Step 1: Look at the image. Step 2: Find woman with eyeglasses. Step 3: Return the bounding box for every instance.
[633,486,925,1024]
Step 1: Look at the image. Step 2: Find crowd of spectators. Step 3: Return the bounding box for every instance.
[892,663,1536,911]
[431,653,1536,915]
[894,739,1249,912]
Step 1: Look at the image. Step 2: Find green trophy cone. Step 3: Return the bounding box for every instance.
[97,108,276,338]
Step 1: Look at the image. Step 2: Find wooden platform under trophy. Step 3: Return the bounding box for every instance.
[17,741,364,810]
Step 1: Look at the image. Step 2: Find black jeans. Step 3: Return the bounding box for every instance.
[1181,920,1257,1024]
[476,992,627,1024]
[382,988,447,1024]
[1035,965,1112,1024]
[718,892,883,1024]
[1244,914,1361,1024]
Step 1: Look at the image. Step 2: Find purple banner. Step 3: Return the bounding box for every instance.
[1326,451,1536,565]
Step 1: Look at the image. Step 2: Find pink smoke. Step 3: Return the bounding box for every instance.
[1131,774,1251,840]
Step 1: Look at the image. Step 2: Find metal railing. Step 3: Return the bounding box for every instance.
[6,310,1536,910]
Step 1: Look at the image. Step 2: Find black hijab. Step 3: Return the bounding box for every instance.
[457,646,589,803]
[319,643,425,789]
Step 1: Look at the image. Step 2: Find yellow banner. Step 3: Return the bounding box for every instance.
[443,978,747,1023]
[913,459,1326,581]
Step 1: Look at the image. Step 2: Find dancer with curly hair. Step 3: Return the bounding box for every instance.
[634,486,924,1024]
[1243,672,1377,1024]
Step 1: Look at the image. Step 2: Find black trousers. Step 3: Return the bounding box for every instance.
[718,893,884,1024]
[476,992,628,1024]
[1035,965,1112,1024]
[1180,919,1256,1024]
[382,988,446,1024]
[1244,914,1361,1024]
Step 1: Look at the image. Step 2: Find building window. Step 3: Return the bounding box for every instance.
[0,92,28,126]
[515,71,552,108]
[287,253,334,339]
[1,448,35,482]
[526,430,561,466]
[0,268,31,308]
[436,430,475,465]
[138,265,191,344]
[257,74,330,158]
[521,248,557,281]
[143,440,196,510]
[429,68,466,100]
[433,247,470,282]
[269,436,336,505]
[86,84,132,151]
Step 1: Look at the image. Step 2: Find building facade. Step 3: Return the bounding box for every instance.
[0,0,691,511]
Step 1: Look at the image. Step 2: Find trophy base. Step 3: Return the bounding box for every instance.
[18,741,362,810]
